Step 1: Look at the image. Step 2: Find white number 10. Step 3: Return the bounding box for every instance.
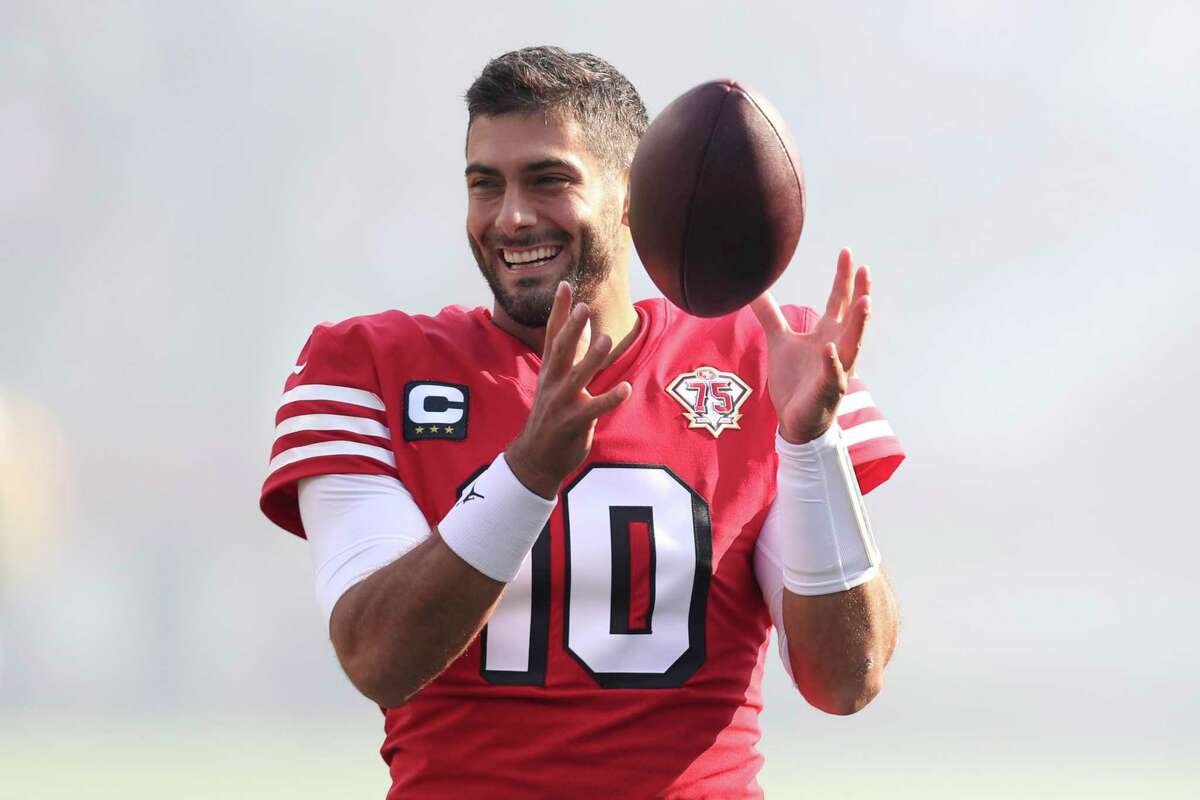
[462,464,712,690]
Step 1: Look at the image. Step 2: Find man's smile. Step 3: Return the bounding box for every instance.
[496,243,568,276]
[500,245,563,269]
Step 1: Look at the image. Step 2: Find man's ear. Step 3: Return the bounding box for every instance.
[620,169,632,227]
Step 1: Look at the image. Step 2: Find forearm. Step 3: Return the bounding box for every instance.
[331,530,505,707]
[323,450,556,707]
[782,570,897,715]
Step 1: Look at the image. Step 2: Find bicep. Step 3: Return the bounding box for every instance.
[298,473,432,629]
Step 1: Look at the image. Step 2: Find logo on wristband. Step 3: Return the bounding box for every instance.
[404,381,469,441]
[666,366,752,438]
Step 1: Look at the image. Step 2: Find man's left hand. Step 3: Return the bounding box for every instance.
[750,247,871,444]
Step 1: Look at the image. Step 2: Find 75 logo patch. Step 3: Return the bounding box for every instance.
[666,366,751,438]
[404,381,469,441]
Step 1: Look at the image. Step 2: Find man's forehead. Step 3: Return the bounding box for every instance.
[465,111,593,172]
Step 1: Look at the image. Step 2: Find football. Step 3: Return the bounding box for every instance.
[629,80,805,317]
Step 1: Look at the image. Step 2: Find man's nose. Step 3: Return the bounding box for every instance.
[496,186,536,238]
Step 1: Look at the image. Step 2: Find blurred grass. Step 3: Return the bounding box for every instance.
[0,713,1194,799]
[0,714,387,799]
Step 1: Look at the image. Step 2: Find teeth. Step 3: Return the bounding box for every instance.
[502,246,561,265]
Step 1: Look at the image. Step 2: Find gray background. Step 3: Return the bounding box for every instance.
[2,1,1197,797]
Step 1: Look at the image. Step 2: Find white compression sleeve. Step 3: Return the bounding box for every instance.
[298,473,432,626]
[754,423,882,683]
[751,533,796,683]
[436,452,557,583]
[766,422,882,596]
[298,453,555,627]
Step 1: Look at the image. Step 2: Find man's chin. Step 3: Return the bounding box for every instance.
[470,228,611,327]
[495,276,559,328]
[498,296,554,328]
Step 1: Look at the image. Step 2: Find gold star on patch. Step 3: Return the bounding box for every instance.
[414,426,425,434]
[442,425,454,435]
[429,425,440,434]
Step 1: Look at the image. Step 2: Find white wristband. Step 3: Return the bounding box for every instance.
[775,423,881,595]
[437,452,557,582]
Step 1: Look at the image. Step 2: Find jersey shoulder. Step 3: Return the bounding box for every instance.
[636,298,904,494]
[636,297,817,329]
[302,304,484,362]
[635,297,819,362]
[295,304,499,386]
[261,305,487,537]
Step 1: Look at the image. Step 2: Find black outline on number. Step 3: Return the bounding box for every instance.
[609,506,656,635]
[457,465,551,687]
[562,463,713,690]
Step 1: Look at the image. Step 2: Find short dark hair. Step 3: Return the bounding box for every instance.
[465,46,649,172]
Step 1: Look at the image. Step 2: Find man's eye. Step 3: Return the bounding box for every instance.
[469,179,498,189]
[537,175,570,186]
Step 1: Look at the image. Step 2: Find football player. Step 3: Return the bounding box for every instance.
[261,46,904,799]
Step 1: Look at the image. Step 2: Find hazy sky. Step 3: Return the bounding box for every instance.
[2,1,1198,796]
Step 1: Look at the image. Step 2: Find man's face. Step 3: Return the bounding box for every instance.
[465,111,625,328]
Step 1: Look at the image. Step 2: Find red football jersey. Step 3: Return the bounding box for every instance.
[261,298,904,799]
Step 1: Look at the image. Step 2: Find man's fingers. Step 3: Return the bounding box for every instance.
[750,291,791,339]
[823,248,855,320]
[542,281,572,360]
[836,295,870,375]
[545,301,590,377]
[575,317,592,366]
[851,264,871,308]
[566,332,613,393]
[824,342,848,399]
[585,381,632,418]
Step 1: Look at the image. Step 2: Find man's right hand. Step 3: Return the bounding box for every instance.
[506,281,632,499]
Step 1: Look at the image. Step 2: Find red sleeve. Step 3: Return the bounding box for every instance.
[780,304,906,494]
[259,321,399,538]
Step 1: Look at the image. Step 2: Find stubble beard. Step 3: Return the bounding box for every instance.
[469,219,618,329]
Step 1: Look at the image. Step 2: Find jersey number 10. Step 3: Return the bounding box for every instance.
[458,464,713,690]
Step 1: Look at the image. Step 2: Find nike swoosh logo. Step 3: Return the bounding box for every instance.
[292,363,307,375]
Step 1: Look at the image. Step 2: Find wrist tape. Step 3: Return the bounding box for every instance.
[437,452,557,582]
[775,423,881,595]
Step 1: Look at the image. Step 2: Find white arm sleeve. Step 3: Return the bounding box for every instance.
[754,424,883,685]
[753,516,797,684]
[297,473,432,627]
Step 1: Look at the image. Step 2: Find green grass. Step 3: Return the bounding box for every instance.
[1,713,1194,799]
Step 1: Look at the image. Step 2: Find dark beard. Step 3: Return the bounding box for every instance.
[469,223,615,328]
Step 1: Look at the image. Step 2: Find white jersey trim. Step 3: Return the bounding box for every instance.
[279,383,386,411]
[841,419,895,447]
[269,441,396,473]
[275,413,391,441]
[835,390,874,415]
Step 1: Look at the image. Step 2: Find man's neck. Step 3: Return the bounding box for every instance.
[492,286,640,368]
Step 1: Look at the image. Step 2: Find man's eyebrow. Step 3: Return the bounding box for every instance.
[522,158,579,174]
[464,162,501,177]
[464,159,582,178]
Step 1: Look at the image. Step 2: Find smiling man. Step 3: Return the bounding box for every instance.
[261,46,905,799]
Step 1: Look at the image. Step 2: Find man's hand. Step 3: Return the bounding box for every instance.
[506,281,633,499]
[750,248,871,444]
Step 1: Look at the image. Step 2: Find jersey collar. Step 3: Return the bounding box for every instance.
[474,299,669,394]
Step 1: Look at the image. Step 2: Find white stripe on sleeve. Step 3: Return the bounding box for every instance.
[269,441,397,473]
[841,419,895,447]
[279,384,386,411]
[275,413,391,441]
[836,391,875,416]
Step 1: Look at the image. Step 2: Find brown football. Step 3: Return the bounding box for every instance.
[629,80,805,317]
